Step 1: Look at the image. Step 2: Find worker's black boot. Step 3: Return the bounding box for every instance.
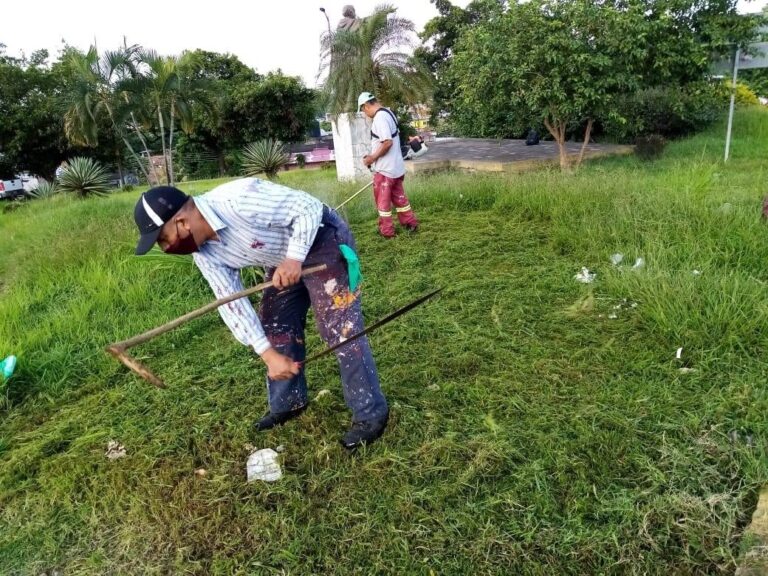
[340,411,389,450]
[254,405,307,432]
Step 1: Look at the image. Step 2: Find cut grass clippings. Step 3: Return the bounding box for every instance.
[1,108,767,574]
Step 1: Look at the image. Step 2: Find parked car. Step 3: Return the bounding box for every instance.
[0,178,25,200]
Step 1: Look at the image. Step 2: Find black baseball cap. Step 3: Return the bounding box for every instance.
[133,186,190,255]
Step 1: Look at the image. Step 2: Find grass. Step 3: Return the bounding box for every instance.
[1,107,768,574]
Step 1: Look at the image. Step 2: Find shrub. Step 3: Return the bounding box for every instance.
[730,81,760,106]
[634,134,667,161]
[296,154,307,169]
[605,82,728,142]
[57,157,112,197]
[176,135,221,180]
[242,140,288,180]
[2,200,25,213]
[27,180,58,200]
[224,150,243,176]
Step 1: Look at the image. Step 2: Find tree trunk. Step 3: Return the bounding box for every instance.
[168,99,176,186]
[574,118,594,172]
[544,118,570,172]
[106,106,150,182]
[130,112,153,180]
[157,103,170,185]
[116,147,124,189]
[121,135,150,182]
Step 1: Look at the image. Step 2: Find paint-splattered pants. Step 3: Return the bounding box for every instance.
[259,207,388,423]
[373,172,419,237]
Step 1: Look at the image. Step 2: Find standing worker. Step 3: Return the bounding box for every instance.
[132,178,390,449]
[358,92,420,238]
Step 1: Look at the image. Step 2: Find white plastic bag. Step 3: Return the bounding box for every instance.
[247,449,282,483]
[574,267,596,284]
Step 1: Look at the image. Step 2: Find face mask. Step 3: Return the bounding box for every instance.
[163,221,199,255]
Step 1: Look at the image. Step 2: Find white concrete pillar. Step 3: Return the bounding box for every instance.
[331,112,371,182]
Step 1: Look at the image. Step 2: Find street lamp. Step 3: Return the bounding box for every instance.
[320,7,332,37]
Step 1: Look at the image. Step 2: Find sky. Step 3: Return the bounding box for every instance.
[0,1,466,86]
[1,0,765,86]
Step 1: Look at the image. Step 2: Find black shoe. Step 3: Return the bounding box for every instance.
[404,224,419,233]
[254,405,307,432]
[340,412,389,450]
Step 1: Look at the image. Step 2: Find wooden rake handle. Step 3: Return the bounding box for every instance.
[105,264,328,388]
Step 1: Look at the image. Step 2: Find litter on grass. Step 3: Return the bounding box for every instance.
[574,267,596,284]
[728,429,755,448]
[1,355,16,380]
[105,441,127,460]
[247,448,282,482]
[607,253,645,271]
[602,298,639,319]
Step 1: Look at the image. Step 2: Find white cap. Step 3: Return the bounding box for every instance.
[357,91,375,111]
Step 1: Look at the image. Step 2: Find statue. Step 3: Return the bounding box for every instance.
[337,5,362,32]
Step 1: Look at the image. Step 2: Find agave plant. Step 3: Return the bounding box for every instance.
[242,140,289,180]
[57,157,112,197]
[27,180,58,200]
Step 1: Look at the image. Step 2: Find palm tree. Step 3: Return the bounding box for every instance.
[130,50,203,185]
[63,45,151,182]
[318,4,432,114]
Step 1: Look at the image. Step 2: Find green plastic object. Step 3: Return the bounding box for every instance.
[1,355,16,380]
[339,244,363,292]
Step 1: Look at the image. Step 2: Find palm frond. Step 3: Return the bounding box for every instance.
[318,4,433,114]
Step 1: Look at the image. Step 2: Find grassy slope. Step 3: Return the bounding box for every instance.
[1,108,767,575]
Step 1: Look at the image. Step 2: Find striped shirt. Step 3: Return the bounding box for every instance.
[191,178,324,354]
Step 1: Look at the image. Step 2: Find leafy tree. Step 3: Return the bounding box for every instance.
[450,0,644,170]
[176,50,259,176]
[739,10,768,97]
[229,72,317,144]
[318,3,432,113]
[447,0,760,167]
[181,49,258,84]
[174,52,316,178]
[741,69,768,97]
[415,0,505,123]
[626,0,762,86]
[0,48,91,179]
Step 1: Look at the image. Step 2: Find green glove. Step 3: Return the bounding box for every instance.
[339,244,363,292]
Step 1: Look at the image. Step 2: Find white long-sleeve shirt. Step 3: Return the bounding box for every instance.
[191,178,324,354]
